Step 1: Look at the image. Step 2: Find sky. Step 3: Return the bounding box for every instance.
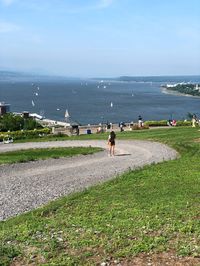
[0,0,200,77]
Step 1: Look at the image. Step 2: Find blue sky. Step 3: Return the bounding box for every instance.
[0,0,199,77]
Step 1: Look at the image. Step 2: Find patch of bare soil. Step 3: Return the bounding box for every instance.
[110,252,200,266]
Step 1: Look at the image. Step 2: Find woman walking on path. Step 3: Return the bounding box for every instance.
[108,131,116,156]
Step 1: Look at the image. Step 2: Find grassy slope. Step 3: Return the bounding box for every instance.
[1,127,200,265]
[0,147,102,165]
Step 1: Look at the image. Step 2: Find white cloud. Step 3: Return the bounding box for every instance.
[1,0,15,6]
[0,21,21,33]
[1,0,115,12]
[59,0,115,13]
[97,0,114,8]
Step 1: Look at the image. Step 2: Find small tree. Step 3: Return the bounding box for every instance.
[0,113,42,132]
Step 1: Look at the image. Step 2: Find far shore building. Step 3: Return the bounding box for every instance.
[0,102,10,115]
[195,84,200,92]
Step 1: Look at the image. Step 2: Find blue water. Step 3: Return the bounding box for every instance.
[0,75,200,125]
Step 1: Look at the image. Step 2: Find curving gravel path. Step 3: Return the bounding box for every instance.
[0,140,178,220]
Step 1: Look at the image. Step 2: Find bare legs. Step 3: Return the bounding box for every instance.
[109,144,115,156]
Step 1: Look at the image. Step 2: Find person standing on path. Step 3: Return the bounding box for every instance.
[108,131,116,156]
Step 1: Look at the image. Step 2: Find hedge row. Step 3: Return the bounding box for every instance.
[0,128,51,141]
[144,120,168,126]
[144,120,192,127]
[131,124,149,130]
[176,121,192,126]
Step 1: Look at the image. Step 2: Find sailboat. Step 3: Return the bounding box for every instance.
[110,102,113,108]
[64,109,70,124]
[65,109,70,119]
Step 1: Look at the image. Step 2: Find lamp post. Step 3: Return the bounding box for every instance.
[101,115,104,132]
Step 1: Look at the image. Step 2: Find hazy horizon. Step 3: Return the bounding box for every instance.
[0,69,200,80]
[0,0,200,77]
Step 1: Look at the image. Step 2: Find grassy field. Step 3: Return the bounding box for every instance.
[1,127,200,265]
[0,147,102,165]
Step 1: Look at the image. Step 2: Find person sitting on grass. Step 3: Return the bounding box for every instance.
[108,131,116,156]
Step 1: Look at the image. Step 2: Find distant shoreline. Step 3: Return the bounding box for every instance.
[161,87,200,99]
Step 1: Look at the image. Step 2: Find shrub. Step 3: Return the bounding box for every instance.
[0,128,51,140]
[144,120,168,127]
[0,113,42,131]
[176,120,192,126]
[144,120,192,127]
[131,124,149,130]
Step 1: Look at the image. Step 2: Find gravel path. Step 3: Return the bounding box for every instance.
[0,140,178,220]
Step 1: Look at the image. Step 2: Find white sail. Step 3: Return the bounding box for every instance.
[31,100,35,107]
[65,109,70,118]
[110,102,113,108]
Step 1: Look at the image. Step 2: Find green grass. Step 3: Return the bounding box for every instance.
[1,127,200,265]
[14,126,197,144]
[14,134,70,143]
[0,147,102,165]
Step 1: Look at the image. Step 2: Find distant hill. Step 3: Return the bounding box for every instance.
[118,75,200,83]
[0,70,80,82]
[1,71,200,83]
[0,70,28,78]
[93,75,200,83]
[0,70,48,82]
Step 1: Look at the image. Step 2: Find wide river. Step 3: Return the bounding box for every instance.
[1,77,200,124]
